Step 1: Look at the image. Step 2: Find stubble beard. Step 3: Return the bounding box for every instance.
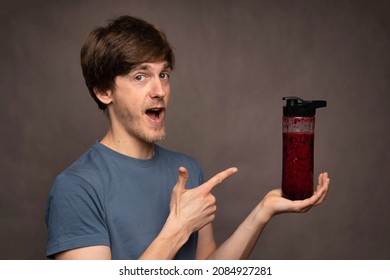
[114,105,166,145]
[133,124,166,144]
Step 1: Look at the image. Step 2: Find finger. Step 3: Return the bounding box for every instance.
[318,172,328,187]
[315,172,329,194]
[314,175,330,206]
[175,166,189,190]
[201,167,238,192]
[301,173,330,209]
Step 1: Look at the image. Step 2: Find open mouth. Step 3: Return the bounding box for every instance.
[145,107,165,122]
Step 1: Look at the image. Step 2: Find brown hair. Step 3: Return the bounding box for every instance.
[80,15,175,111]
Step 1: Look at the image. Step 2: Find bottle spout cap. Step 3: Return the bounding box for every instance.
[283,96,327,117]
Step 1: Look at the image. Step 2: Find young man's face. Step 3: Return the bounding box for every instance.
[107,61,171,144]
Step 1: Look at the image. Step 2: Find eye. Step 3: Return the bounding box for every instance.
[159,72,170,80]
[134,74,146,81]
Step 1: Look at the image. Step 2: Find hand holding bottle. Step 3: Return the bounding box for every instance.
[258,172,330,222]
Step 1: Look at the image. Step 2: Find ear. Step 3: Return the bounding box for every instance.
[93,88,113,106]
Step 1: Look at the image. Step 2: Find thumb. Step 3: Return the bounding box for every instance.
[175,166,189,191]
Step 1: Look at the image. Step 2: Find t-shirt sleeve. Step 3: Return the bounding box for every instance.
[45,173,110,258]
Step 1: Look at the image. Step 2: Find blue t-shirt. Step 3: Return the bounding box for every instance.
[45,142,203,259]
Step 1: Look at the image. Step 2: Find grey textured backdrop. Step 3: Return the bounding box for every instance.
[1,0,389,259]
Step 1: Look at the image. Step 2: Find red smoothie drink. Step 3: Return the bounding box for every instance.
[282,132,314,200]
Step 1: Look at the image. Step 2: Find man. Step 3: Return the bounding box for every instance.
[45,15,329,260]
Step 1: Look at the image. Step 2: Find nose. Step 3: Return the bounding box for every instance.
[150,79,167,99]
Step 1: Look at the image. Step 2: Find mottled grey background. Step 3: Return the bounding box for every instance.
[1,0,389,259]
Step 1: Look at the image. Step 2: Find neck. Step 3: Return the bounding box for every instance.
[100,128,155,160]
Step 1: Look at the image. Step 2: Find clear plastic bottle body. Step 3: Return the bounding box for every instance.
[282,116,315,200]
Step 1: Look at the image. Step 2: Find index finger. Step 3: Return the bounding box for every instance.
[201,167,238,192]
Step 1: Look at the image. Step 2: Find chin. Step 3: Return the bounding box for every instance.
[128,123,166,144]
[144,130,166,144]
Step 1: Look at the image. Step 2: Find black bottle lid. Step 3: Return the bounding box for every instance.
[283,96,327,117]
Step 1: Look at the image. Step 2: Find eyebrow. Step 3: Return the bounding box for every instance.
[132,62,171,72]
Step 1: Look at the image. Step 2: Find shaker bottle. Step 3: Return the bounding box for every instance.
[282,96,327,200]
